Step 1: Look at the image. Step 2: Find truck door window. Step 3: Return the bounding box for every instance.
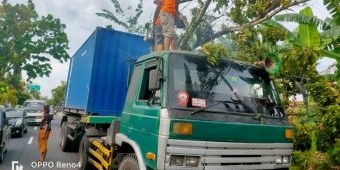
[138,60,159,101]
[126,65,142,100]
[139,66,157,100]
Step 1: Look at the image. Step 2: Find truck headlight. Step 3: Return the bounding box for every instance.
[186,156,199,166]
[16,118,23,126]
[276,155,290,164]
[170,155,200,167]
[275,156,283,164]
[170,155,184,166]
[282,156,290,164]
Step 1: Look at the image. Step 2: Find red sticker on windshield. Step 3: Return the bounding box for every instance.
[192,98,206,108]
[176,91,189,106]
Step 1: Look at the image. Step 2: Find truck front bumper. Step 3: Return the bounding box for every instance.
[163,139,292,170]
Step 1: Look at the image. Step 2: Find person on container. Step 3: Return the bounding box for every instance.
[159,0,177,50]
[37,105,52,162]
[144,0,165,51]
[153,0,165,51]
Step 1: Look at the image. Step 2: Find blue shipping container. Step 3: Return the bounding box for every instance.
[65,27,151,116]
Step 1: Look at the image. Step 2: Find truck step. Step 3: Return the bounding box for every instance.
[67,134,75,141]
[67,124,76,130]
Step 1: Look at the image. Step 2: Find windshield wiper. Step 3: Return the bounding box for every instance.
[8,117,21,119]
[189,99,241,116]
[263,101,285,117]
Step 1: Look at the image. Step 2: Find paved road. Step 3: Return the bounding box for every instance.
[0,113,80,170]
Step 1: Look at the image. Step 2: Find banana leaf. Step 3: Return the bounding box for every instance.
[297,7,321,48]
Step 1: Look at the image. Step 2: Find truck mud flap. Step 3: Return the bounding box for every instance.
[87,138,115,170]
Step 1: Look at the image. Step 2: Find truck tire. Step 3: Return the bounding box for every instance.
[118,154,139,170]
[79,135,94,170]
[18,129,24,137]
[60,122,73,152]
[0,147,4,163]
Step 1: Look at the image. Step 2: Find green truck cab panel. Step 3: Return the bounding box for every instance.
[170,119,292,143]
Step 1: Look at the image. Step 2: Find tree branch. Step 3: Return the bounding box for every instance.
[179,0,212,49]
[191,0,311,49]
[179,0,193,4]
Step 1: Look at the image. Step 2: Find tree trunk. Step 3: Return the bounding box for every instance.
[179,0,212,50]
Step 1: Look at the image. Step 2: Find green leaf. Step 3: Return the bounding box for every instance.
[321,25,340,40]
[263,19,296,41]
[321,49,340,60]
[324,0,340,25]
[275,13,329,28]
[297,7,321,48]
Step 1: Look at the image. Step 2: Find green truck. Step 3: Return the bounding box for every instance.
[61,28,293,170]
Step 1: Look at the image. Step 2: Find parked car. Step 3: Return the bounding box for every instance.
[0,109,11,163]
[6,108,27,137]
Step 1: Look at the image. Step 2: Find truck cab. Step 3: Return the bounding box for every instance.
[84,51,293,170]
[0,109,11,163]
[24,100,45,125]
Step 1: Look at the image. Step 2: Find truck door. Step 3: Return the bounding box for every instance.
[121,59,162,169]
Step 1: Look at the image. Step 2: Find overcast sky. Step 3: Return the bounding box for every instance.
[8,0,335,98]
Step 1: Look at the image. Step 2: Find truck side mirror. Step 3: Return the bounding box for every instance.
[149,69,162,91]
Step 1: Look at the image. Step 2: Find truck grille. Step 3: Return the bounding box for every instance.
[165,139,292,170]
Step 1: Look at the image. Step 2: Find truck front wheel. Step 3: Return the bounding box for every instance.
[60,122,73,152]
[118,154,139,170]
[0,147,4,163]
[79,135,94,170]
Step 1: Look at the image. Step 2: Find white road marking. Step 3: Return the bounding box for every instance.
[28,136,34,145]
[34,127,37,131]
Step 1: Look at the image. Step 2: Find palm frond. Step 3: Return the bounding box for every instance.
[321,25,340,40]
[274,13,330,29]
[321,49,340,60]
[296,7,321,48]
[324,0,340,24]
[335,64,340,84]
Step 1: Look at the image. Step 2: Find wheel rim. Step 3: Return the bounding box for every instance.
[79,143,84,164]
[60,124,65,147]
[118,154,139,170]
[1,149,3,160]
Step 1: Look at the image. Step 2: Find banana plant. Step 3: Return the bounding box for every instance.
[0,82,18,106]
[273,6,340,84]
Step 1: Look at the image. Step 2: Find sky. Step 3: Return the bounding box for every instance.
[8,0,336,98]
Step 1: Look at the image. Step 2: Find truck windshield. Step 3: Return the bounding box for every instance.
[168,54,285,122]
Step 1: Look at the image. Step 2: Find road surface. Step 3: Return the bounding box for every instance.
[0,113,80,170]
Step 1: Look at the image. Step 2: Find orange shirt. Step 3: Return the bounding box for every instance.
[160,0,176,16]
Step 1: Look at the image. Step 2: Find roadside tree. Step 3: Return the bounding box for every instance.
[0,0,70,81]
